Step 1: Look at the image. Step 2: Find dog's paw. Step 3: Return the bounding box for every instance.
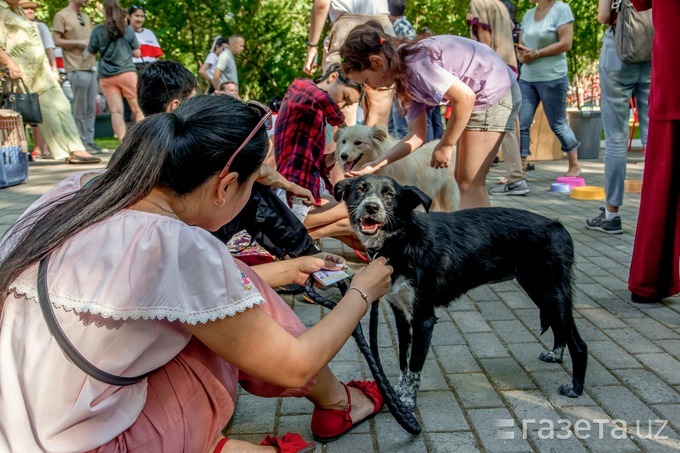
[558,382,583,398]
[394,388,416,412]
[394,372,420,412]
[539,349,563,363]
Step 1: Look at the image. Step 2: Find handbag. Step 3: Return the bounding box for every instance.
[611,0,654,65]
[213,183,319,259]
[38,254,152,386]
[2,77,43,125]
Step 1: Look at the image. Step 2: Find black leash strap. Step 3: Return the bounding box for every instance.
[38,254,149,386]
[304,277,422,435]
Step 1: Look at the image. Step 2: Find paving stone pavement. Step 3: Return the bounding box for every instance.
[1,149,679,452]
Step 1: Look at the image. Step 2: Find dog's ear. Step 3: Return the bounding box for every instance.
[333,179,353,202]
[402,185,433,213]
[371,126,389,142]
[333,128,342,143]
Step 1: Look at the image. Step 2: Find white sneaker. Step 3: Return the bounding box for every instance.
[489,179,530,196]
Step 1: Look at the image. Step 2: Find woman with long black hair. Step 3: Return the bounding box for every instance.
[0,95,392,451]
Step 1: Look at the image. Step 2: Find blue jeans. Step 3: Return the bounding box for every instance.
[427,106,444,142]
[518,76,580,157]
[599,30,651,208]
[389,98,409,139]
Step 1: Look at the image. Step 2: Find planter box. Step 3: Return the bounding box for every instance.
[95,114,114,138]
[568,109,603,160]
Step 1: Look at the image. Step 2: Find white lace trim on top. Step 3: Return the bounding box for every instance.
[9,280,266,325]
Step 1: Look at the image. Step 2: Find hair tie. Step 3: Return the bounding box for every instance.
[172,111,185,134]
[379,37,386,44]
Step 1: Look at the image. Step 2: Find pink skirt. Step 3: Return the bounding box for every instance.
[92,260,316,452]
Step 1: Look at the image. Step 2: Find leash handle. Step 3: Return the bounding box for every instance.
[304,277,422,435]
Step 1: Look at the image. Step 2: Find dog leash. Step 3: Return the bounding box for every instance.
[304,277,422,435]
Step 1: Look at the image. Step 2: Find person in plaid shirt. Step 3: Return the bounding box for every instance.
[275,64,364,246]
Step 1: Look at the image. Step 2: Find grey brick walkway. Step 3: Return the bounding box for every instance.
[1,149,679,452]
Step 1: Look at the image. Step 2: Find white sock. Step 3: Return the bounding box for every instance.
[605,209,619,221]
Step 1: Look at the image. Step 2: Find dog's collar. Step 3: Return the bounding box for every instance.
[366,247,381,261]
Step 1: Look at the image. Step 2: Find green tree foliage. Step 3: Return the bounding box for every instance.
[36,0,601,104]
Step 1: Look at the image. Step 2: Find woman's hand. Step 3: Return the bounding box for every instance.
[6,60,22,79]
[303,46,319,75]
[348,256,393,303]
[286,185,315,207]
[346,160,381,178]
[430,143,454,169]
[515,45,540,64]
[289,252,346,285]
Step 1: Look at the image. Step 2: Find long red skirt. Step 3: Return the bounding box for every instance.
[629,119,680,298]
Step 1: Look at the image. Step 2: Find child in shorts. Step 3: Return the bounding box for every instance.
[274,64,364,246]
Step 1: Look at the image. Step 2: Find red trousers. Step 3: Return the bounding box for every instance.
[629,119,680,298]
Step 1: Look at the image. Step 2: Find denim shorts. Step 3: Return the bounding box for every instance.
[466,82,521,133]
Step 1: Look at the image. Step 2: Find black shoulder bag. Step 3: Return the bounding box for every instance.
[2,77,42,125]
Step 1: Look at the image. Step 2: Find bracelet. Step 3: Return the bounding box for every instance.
[306,40,318,47]
[347,286,370,310]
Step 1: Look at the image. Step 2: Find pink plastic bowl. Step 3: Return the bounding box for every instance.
[555,176,586,189]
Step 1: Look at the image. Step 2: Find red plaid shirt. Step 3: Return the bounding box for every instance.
[274,78,344,203]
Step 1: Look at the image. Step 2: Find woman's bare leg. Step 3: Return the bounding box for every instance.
[126,96,145,123]
[565,149,581,176]
[105,90,126,140]
[306,366,376,422]
[455,130,504,209]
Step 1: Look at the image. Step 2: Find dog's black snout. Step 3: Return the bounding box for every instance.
[364,201,380,214]
[340,152,349,160]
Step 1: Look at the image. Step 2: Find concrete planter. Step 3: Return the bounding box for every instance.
[568,109,603,160]
[94,114,114,138]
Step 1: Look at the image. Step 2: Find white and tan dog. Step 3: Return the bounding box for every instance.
[334,125,459,212]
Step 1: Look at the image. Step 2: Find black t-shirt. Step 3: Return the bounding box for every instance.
[88,25,139,78]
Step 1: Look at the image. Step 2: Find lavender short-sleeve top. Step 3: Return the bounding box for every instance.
[404,35,517,122]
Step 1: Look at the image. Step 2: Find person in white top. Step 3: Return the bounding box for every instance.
[199,35,227,93]
[127,4,163,69]
[0,94,392,452]
[304,0,394,130]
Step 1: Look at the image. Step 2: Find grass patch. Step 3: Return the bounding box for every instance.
[95,137,119,151]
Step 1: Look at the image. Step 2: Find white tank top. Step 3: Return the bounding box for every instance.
[329,0,390,22]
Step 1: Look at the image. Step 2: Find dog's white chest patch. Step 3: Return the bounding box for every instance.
[383,275,416,322]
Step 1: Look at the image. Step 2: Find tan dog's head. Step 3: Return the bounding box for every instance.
[334,125,390,173]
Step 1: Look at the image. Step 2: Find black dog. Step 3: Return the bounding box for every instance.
[335,175,587,410]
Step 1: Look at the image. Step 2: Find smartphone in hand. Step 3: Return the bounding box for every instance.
[312,265,354,287]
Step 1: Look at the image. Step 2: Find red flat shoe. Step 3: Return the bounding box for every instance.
[260,432,316,452]
[310,380,385,443]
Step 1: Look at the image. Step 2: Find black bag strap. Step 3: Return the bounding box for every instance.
[9,78,32,95]
[38,254,150,386]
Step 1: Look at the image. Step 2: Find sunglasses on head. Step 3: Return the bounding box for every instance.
[210,96,272,178]
[77,12,84,26]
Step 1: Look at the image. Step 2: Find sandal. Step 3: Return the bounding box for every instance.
[260,432,316,453]
[310,380,384,443]
[214,433,316,453]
